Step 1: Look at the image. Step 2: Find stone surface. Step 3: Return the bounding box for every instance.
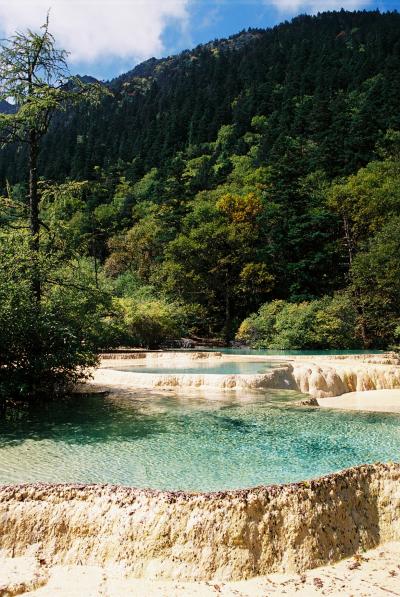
[93,353,400,400]
[318,389,400,412]
[2,542,400,595]
[0,463,399,582]
[0,556,48,596]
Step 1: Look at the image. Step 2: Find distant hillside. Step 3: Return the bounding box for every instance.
[1,10,399,183]
[0,99,16,114]
[110,29,264,88]
[1,10,400,345]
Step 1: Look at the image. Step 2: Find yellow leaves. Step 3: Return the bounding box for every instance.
[115,296,171,325]
[235,319,253,343]
[216,192,262,224]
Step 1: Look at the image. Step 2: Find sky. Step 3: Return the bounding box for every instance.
[0,0,398,80]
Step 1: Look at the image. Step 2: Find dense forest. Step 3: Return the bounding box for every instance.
[1,9,400,394]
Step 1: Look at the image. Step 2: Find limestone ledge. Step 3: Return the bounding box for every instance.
[291,359,400,398]
[94,353,400,399]
[100,351,223,361]
[0,463,399,581]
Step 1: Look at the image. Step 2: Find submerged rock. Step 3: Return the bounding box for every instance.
[296,397,319,406]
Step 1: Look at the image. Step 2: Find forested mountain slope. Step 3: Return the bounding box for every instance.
[1,10,399,181]
[1,10,400,348]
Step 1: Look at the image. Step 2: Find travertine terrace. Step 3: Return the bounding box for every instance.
[0,463,399,581]
[1,352,399,588]
[94,351,400,399]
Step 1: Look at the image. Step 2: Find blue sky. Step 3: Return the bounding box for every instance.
[0,0,398,80]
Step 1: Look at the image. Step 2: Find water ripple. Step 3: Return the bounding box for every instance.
[0,391,398,491]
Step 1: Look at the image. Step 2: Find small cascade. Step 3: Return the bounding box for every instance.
[95,353,400,399]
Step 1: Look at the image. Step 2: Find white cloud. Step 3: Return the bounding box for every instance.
[0,0,189,64]
[269,0,368,12]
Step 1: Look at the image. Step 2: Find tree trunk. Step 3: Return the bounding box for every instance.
[223,277,232,342]
[354,288,370,349]
[343,215,369,348]
[29,129,41,303]
[342,214,354,266]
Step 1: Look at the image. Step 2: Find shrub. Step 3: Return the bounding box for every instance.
[236,300,285,347]
[112,296,192,348]
[236,294,359,350]
[271,301,324,349]
[0,238,110,399]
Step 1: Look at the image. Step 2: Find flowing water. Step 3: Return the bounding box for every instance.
[0,391,399,491]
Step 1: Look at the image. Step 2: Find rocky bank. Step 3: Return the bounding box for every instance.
[0,463,399,582]
[94,352,400,399]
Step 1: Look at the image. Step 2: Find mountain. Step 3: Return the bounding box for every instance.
[1,10,400,345]
[76,75,99,84]
[1,10,399,183]
[109,29,264,88]
[0,100,16,114]
[0,77,99,114]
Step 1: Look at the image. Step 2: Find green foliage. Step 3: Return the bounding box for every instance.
[327,156,400,346]
[0,20,112,400]
[154,190,274,339]
[111,292,195,349]
[237,295,358,349]
[349,217,400,345]
[1,11,400,354]
[312,293,359,349]
[105,204,163,281]
[11,10,397,183]
[0,17,106,147]
[236,301,285,348]
[0,235,112,398]
[328,158,400,245]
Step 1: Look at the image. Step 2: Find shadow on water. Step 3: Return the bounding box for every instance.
[0,388,303,450]
[0,389,276,448]
[0,388,399,489]
[212,414,260,433]
[0,393,169,448]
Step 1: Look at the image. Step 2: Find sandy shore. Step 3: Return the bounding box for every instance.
[2,542,400,596]
[318,389,400,413]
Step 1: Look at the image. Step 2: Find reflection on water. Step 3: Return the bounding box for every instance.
[107,360,285,375]
[0,391,399,491]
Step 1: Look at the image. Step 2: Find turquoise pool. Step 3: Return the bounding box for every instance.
[0,391,399,491]
[107,360,285,375]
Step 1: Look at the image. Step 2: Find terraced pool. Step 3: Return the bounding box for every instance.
[0,391,399,491]
[106,359,285,375]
